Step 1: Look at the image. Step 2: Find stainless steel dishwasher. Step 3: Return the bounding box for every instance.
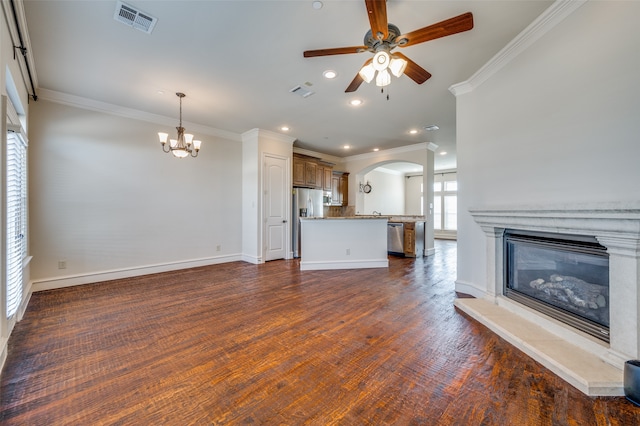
[387,222,404,255]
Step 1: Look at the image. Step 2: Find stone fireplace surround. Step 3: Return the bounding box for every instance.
[454,203,640,396]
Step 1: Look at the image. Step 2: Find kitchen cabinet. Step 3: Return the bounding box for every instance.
[305,161,318,187]
[403,221,425,257]
[331,171,349,206]
[340,173,349,205]
[316,161,333,191]
[293,154,319,188]
[322,164,333,191]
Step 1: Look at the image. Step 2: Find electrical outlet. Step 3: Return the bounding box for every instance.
[216,245,221,252]
[346,248,350,255]
[58,260,67,270]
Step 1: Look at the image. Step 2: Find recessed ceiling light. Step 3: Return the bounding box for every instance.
[440,151,447,155]
[424,125,439,131]
[312,1,323,10]
[343,145,350,149]
[323,70,337,79]
[281,126,290,132]
[373,148,379,152]
[349,99,362,106]
[409,129,418,134]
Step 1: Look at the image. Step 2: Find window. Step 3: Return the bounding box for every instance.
[434,172,457,232]
[6,131,27,318]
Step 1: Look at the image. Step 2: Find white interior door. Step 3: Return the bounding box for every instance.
[264,154,287,261]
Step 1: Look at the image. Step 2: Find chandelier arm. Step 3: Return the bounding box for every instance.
[162,144,171,153]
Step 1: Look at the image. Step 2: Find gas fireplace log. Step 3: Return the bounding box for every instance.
[529,274,607,310]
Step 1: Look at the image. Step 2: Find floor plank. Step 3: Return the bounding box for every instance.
[1,241,639,425]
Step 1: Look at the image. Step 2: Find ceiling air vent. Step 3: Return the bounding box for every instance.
[289,85,315,98]
[114,1,157,34]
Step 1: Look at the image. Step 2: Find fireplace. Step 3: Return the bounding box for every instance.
[455,204,640,395]
[504,229,609,342]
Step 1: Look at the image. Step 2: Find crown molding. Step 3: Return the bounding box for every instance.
[36,88,242,141]
[449,0,587,97]
[241,128,296,145]
[343,142,434,164]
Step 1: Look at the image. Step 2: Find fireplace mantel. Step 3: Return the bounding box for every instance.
[456,203,640,395]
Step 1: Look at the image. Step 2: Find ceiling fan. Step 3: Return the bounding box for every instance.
[303,0,473,92]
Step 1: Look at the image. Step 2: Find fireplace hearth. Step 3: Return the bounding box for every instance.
[504,230,609,342]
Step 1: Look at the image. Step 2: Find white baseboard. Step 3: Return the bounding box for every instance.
[454,280,487,298]
[0,336,7,376]
[300,259,388,271]
[241,254,263,264]
[31,254,243,292]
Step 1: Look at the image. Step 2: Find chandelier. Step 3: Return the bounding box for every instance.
[358,49,407,88]
[158,92,201,158]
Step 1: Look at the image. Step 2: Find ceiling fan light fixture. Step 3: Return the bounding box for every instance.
[376,68,391,87]
[359,63,376,83]
[389,56,407,78]
[372,51,390,71]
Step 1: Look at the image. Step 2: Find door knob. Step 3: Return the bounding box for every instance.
[282,220,287,223]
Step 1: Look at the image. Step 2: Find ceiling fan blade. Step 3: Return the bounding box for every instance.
[345,74,364,93]
[365,0,388,40]
[304,46,368,57]
[345,58,373,93]
[393,52,431,84]
[397,12,473,47]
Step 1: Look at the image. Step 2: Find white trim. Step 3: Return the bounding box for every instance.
[36,88,242,141]
[454,280,486,298]
[242,128,296,146]
[241,254,263,265]
[449,0,587,97]
[0,337,7,376]
[343,143,431,164]
[300,259,389,271]
[31,254,243,292]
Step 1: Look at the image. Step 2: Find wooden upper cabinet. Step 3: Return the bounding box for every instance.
[323,167,332,191]
[293,158,306,186]
[331,171,349,206]
[340,173,349,206]
[305,161,318,187]
[293,154,335,190]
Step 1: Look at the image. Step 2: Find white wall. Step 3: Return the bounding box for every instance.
[28,100,244,288]
[362,169,404,215]
[455,1,640,295]
[405,174,423,215]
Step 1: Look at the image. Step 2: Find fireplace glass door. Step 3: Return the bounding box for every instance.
[504,230,609,342]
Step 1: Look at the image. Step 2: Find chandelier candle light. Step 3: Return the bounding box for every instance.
[158,92,202,158]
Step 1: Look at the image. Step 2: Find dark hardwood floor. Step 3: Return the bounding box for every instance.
[1,240,638,425]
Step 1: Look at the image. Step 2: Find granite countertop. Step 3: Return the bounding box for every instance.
[300,216,388,220]
[358,215,426,222]
[301,215,426,222]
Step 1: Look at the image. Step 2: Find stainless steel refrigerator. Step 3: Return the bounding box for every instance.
[292,187,324,258]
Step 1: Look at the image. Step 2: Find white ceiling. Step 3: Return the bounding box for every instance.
[22,0,553,170]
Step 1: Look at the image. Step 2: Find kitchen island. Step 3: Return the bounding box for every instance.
[299,217,388,271]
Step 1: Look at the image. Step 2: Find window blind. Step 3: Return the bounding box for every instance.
[6,131,26,318]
